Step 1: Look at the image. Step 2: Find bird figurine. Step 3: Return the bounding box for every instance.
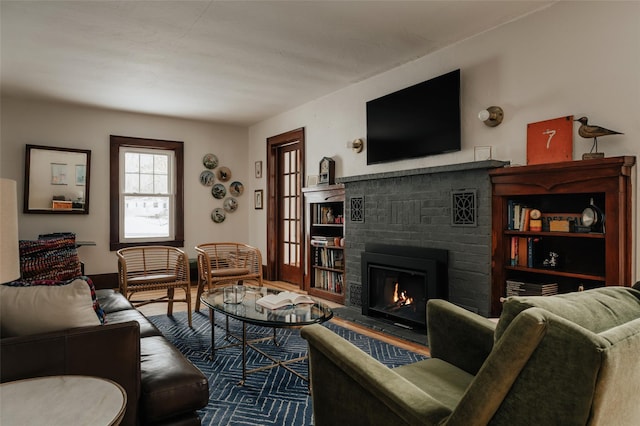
[575,116,623,155]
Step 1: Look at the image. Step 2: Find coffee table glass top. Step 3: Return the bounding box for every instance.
[200,285,333,327]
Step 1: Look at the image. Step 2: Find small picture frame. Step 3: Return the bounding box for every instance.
[255,161,263,179]
[474,146,492,161]
[254,189,263,210]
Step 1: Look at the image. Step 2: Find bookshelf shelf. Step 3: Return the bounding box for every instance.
[505,265,606,282]
[504,230,605,239]
[302,184,345,304]
[489,156,635,316]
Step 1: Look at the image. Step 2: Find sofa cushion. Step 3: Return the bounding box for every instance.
[19,235,81,282]
[96,289,135,314]
[392,358,473,411]
[496,286,640,341]
[210,267,251,277]
[106,309,162,338]
[139,336,210,423]
[0,279,101,337]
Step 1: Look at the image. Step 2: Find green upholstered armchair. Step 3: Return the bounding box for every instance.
[301,286,640,426]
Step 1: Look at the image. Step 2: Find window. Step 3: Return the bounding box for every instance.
[110,135,184,250]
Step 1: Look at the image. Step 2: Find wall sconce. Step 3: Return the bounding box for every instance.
[346,138,364,153]
[478,106,504,127]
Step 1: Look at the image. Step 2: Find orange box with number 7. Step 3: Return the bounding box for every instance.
[527,115,573,165]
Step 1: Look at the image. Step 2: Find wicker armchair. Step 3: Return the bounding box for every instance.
[194,242,263,312]
[117,246,192,327]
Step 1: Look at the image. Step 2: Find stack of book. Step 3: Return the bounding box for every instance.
[310,236,335,247]
[506,280,558,297]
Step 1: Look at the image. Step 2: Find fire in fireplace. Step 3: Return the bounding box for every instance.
[361,244,448,329]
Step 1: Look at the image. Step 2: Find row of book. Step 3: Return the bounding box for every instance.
[313,246,344,269]
[510,236,541,268]
[313,269,343,294]
[507,201,535,231]
[506,280,558,297]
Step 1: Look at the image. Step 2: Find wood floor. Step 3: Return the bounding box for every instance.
[135,281,430,357]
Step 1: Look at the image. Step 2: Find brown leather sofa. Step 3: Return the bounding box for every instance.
[1,288,209,425]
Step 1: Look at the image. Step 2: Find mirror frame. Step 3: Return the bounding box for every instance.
[24,144,91,214]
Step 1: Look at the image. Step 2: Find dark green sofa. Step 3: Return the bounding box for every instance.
[301,285,640,425]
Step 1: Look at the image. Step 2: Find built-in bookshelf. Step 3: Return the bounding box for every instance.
[489,156,635,316]
[302,184,345,304]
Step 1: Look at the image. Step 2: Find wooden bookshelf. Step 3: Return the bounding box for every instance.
[489,156,635,316]
[302,184,345,304]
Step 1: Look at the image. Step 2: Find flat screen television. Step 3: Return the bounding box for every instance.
[366,69,461,165]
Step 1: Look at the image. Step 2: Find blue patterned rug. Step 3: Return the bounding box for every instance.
[148,310,427,426]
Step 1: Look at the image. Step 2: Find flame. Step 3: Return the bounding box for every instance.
[393,283,413,306]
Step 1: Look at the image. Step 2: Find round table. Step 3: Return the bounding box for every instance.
[200,284,333,386]
[0,375,127,425]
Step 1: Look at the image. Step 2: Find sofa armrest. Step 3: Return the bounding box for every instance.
[0,321,141,425]
[427,299,496,375]
[301,324,451,426]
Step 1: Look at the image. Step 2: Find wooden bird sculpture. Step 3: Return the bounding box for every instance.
[575,116,623,154]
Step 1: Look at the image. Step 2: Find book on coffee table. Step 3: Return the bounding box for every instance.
[256,291,315,309]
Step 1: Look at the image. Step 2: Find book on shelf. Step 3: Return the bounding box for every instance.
[314,269,343,293]
[506,280,558,297]
[311,236,335,247]
[507,201,535,231]
[510,236,541,267]
[256,291,315,309]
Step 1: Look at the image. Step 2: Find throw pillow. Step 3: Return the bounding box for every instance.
[5,276,106,324]
[0,279,101,337]
[19,234,82,281]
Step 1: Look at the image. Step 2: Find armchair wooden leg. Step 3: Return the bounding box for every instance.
[185,285,193,327]
[167,288,175,316]
[195,279,205,312]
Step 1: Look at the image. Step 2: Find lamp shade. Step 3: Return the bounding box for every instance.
[1,179,21,283]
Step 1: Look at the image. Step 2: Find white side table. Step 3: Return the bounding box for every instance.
[0,375,126,425]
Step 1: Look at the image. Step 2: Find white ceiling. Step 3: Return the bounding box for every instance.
[1,1,551,126]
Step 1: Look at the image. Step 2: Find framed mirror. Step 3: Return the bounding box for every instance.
[24,144,91,214]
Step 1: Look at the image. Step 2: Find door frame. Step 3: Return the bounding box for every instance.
[265,128,305,281]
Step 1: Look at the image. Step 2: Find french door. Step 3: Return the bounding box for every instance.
[266,128,305,286]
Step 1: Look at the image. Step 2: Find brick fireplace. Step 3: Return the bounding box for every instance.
[338,160,508,317]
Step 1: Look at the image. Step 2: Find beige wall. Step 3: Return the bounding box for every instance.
[248,2,640,281]
[0,99,249,274]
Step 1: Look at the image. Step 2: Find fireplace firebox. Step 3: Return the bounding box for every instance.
[361,244,448,329]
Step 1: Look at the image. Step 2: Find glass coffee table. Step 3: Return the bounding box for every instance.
[200,285,333,386]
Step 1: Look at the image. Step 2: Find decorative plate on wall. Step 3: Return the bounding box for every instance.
[223,197,238,212]
[211,183,226,199]
[203,153,219,169]
[199,170,215,186]
[217,167,231,182]
[229,181,244,196]
[211,208,226,223]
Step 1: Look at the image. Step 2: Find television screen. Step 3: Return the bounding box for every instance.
[366,69,461,165]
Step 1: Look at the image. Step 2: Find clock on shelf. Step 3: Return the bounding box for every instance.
[319,157,335,185]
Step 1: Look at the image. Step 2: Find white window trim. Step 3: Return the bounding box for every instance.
[119,146,176,243]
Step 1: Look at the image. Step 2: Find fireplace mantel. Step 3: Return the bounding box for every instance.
[337,160,509,184]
